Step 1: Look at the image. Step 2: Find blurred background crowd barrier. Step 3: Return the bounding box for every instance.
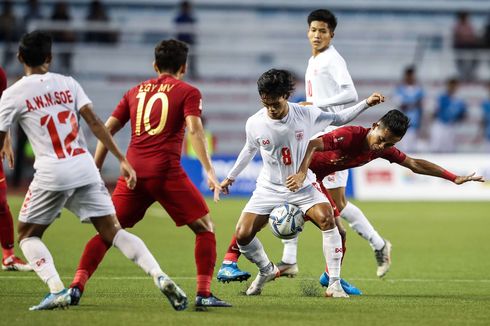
[1,0,489,193]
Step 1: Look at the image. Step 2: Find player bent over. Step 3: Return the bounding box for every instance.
[218,110,483,293]
[0,67,32,272]
[68,39,230,309]
[0,31,187,311]
[220,69,383,297]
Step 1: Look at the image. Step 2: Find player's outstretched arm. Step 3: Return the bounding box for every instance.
[80,104,136,189]
[331,92,385,126]
[399,156,485,185]
[94,117,123,169]
[0,130,14,169]
[286,138,324,192]
[185,115,222,202]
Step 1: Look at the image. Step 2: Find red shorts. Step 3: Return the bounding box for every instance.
[112,168,209,227]
[0,163,6,189]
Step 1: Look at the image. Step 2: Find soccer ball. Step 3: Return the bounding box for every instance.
[268,203,305,240]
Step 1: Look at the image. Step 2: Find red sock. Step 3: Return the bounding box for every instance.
[70,234,111,292]
[0,188,14,258]
[223,234,241,263]
[195,231,216,297]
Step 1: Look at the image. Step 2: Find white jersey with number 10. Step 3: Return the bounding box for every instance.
[0,72,101,191]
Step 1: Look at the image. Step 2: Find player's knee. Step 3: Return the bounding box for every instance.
[317,214,336,231]
[235,226,253,245]
[188,214,214,234]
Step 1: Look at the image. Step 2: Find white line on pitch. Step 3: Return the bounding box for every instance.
[1,275,490,283]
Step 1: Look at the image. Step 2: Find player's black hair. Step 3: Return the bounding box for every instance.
[307,9,337,32]
[18,30,52,67]
[404,65,416,76]
[154,39,188,74]
[378,109,410,138]
[257,69,295,100]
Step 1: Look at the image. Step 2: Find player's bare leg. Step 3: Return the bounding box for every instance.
[331,187,391,277]
[91,214,188,311]
[18,222,71,310]
[236,212,280,296]
[306,202,348,298]
[187,214,231,308]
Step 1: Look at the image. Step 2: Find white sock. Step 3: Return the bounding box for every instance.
[322,227,343,283]
[113,230,167,280]
[19,237,64,293]
[281,236,298,264]
[238,237,271,273]
[341,202,385,251]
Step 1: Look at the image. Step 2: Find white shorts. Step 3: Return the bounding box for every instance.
[19,180,116,225]
[243,183,328,215]
[322,169,349,189]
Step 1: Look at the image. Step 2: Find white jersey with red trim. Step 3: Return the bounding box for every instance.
[0,72,101,190]
[305,45,355,113]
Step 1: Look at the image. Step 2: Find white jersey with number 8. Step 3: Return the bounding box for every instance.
[0,72,101,190]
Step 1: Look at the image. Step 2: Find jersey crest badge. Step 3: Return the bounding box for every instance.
[295,130,304,141]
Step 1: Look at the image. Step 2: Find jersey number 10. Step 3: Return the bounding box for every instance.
[135,92,169,136]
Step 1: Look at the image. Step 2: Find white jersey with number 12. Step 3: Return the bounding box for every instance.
[0,72,101,191]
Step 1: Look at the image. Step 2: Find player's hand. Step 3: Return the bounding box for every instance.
[0,143,14,169]
[366,93,385,106]
[286,172,307,192]
[454,172,485,185]
[120,158,137,190]
[298,101,313,106]
[207,169,222,202]
[220,178,234,195]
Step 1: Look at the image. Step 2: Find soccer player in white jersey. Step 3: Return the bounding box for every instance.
[0,31,187,311]
[219,69,384,297]
[278,9,393,281]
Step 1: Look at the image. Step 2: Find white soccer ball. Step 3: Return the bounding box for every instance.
[269,203,305,240]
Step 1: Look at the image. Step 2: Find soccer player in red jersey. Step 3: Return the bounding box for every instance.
[69,39,231,308]
[0,67,32,272]
[218,110,483,295]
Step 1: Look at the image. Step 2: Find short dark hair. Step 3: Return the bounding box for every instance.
[378,110,410,138]
[18,30,52,67]
[257,69,295,100]
[307,9,337,32]
[404,65,415,76]
[154,39,188,74]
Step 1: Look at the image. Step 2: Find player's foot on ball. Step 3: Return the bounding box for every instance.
[319,272,362,295]
[375,239,392,278]
[156,276,188,311]
[2,255,33,272]
[195,294,232,307]
[325,280,349,298]
[216,262,251,283]
[246,263,280,296]
[276,261,298,278]
[29,289,71,311]
[68,286,83,306]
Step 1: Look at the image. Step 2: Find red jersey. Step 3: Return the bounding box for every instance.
[310,126,406,181]
[0,67,6,97]
[112,75,202,178]
[0,67,6,182]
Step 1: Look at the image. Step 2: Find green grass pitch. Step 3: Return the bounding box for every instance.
[1,196,490,325]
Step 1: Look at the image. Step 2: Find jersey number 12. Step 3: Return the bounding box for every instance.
[41,110,86,159]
